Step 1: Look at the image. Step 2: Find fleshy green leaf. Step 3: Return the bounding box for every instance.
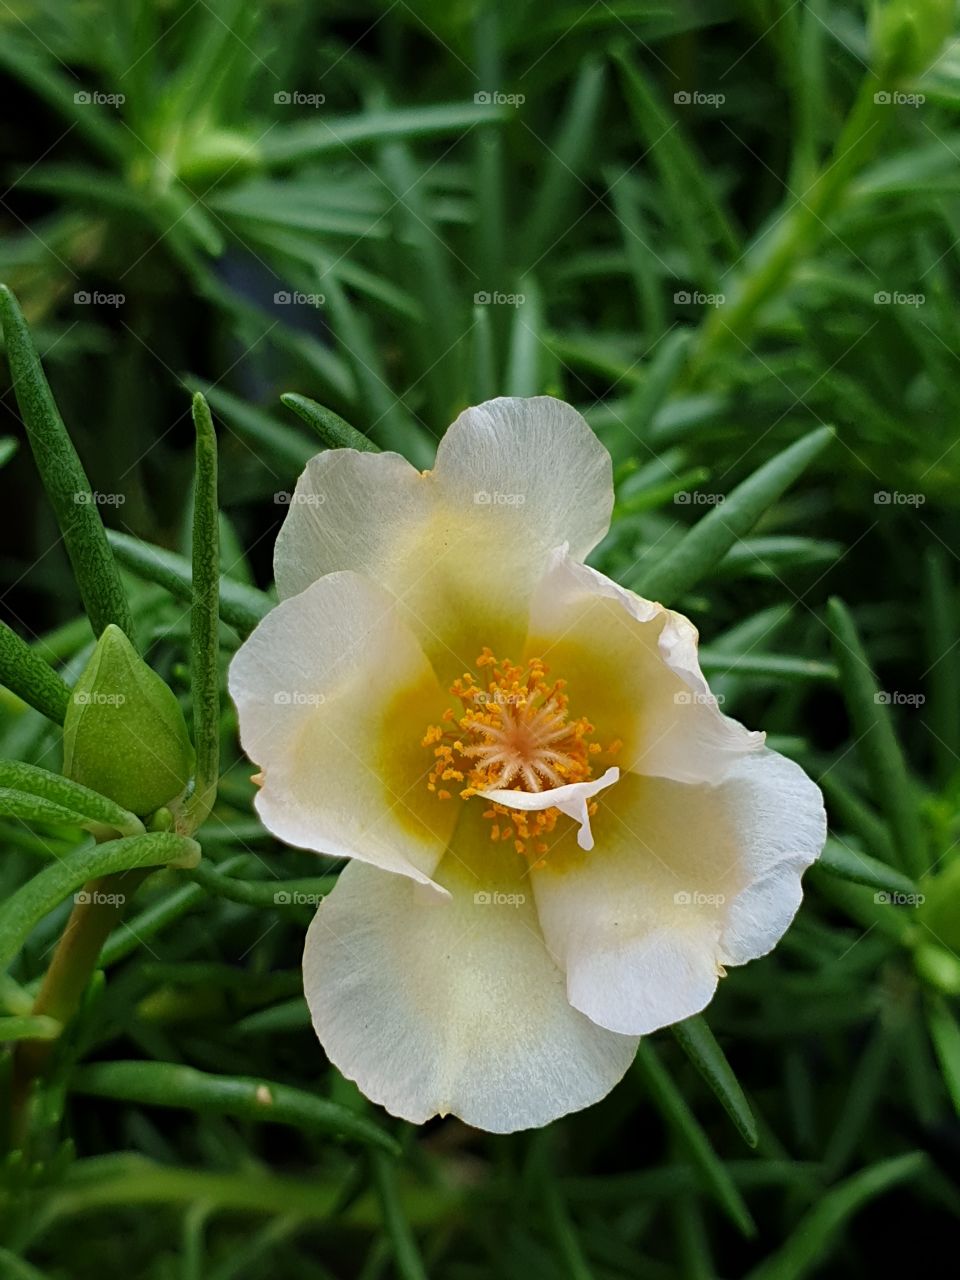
[743,1154,925,1280]
[370,1150,429,1280]
[0,1014,61,1042]
[0,284,134,640]
[280,392,380,452]
[633,1041,755,1237]
[633,427,834,602]
[0,620,71,723]
[926,995,960,1116]
[0,760,144,837]
[0,832,200,971]
[827,598,926,878]
[181,393,220,834]
[818,838,918,897]
[106,530,272,637]
[72,1060,400,1154]
[671,1015,759,1148]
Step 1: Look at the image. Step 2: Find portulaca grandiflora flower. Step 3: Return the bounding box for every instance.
[229,397,827,1133]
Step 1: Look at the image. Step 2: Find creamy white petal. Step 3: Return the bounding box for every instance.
[228,572,456,889]
[432,396,613,565]
[302,846,639,1133]
[525,549,763,784]
[532,753,825,1036]
[273,398,613,678]
[717,750,827,965]
[478,767,620,851]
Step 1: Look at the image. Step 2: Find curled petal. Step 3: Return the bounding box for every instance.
[478,767,620,851]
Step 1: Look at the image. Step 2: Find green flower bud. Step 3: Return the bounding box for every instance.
[63,625,194,816]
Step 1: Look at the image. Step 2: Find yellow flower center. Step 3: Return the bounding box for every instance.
[422,649,621,862]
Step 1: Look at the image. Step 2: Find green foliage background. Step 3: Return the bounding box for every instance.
[2,0,960,1276]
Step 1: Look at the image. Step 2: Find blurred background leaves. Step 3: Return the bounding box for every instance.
[2,0,960,1276]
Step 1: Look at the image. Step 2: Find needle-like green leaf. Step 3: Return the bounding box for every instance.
[181,394,220,834]
[827,598,926,879]
[280,393,380,452]
[634,1041,756,1237]
[633,427,833,603]
[106,530,271,637]
[0,761,144,837]
[72,1060,400,1155]
[0,620,71,723]
[671,1015,759,1148]
[0,285,133,640]
[0,832,200,971]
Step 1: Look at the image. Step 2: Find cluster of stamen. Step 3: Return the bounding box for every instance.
[423,649,620,862]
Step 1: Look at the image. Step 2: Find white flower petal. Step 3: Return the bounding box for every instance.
[273,398,613,678]
[302,852,639,1133]
[478,767,620,851]
[228,571,456,890]
[532,752,825,1035]
[433,396,613,565]
[526,549,763,784]
[717,750,827,965]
